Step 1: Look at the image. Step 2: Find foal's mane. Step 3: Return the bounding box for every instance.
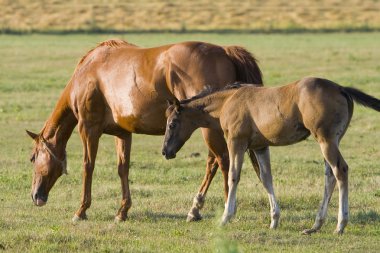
[180,82,247,105]
[78,39,137,65]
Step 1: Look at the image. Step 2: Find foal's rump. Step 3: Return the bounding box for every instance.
[297,77,380,141]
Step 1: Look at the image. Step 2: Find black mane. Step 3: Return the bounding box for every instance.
[180,82,248,105]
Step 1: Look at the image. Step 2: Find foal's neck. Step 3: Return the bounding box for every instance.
[41,88,77,155]
[187,89,236,128]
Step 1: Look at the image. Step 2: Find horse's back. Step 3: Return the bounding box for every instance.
[164,41,237,99]
[69,40,239,135]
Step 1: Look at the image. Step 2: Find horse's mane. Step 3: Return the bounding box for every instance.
[180,82,247,105]
[78,39,137,65]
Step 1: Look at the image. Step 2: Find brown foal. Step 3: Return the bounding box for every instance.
[27,39,263,222]
[162,77,380,234]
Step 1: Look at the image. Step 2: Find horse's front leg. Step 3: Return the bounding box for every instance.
[114,134,132,222]
[72,123,101,222]
[221,138,246,225]
[187,128,229,222]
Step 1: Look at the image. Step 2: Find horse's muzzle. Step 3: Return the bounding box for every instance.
[32,192,48,207]
[162,150,176,160]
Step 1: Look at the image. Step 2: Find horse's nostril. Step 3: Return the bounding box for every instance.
[162,150,166,156]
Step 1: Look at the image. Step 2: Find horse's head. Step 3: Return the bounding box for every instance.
[162,98,200,160]
[26,130,67,206]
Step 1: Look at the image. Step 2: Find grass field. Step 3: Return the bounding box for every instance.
[1,0,380,33]
[0,33,380,252]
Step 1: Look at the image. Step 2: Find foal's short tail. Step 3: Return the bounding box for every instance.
[343,87,380,112]
[224,46,263,85]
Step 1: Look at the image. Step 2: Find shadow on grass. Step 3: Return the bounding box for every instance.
[129,210,216,222]
[351,210,380,224]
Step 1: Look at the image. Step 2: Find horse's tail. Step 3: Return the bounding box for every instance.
[343,87,380,112]
[224,46,263,85]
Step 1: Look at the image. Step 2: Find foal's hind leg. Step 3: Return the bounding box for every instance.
[315,141,349,234]
[187,128,229,222]
[114,134,132,222]
[253,147,280,229]
[303,160,336,235]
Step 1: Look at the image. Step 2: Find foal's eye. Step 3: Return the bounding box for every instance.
[169,122,176,129]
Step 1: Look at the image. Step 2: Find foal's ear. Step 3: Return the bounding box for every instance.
[26,130,39,140]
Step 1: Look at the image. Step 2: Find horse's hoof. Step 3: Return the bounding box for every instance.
[186,213,202,222]
[302,228,317,235]
[334,229,344,235]
[72,214,87,223]
[270,220,279,229]
[114,216,126,223]
[220,215,231,226]
[220,219,228,226]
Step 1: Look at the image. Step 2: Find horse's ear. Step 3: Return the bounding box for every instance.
[26,130,38,140]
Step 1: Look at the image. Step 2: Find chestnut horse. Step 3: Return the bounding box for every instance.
[162,77,380,234]
[26,39,263,222]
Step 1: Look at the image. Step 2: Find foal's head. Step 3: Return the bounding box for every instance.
[27,130,67,206]
[162,98,201,160]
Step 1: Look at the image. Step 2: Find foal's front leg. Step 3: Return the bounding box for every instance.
[221,138,247,225]
[72,123,101,222]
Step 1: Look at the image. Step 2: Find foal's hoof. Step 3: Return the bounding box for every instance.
[72,214,87,223]
[302,228,318,235]
[334,229,344,235]
[186,212,202,222]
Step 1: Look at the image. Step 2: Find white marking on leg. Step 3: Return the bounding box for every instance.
[255,148,280,229]
[221,140,245,225]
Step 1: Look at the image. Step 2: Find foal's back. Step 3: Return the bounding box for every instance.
[221,77,353,148]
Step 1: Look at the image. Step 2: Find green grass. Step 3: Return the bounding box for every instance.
[1,33,380,252]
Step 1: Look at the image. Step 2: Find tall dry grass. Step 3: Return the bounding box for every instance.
[1,0,380,33]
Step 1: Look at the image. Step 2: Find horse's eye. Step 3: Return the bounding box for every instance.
[30,154,35,163]
[169,123,176,129]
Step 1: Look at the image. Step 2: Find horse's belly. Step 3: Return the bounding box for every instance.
[104,84,167,135]
[114,108,167,135]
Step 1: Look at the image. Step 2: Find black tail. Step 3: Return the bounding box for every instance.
[343,87,380,112]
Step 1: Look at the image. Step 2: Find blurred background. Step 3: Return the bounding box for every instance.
[1,0,380,33]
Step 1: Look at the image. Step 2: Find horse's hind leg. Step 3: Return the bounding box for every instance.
[187,151,218,221]
[114,134,132,222]
[315,141,349,234]
[187,128,229,222]
[253,147,280,229]
[303,160,336,235]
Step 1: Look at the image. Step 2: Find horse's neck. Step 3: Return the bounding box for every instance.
[41,88,77,154]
